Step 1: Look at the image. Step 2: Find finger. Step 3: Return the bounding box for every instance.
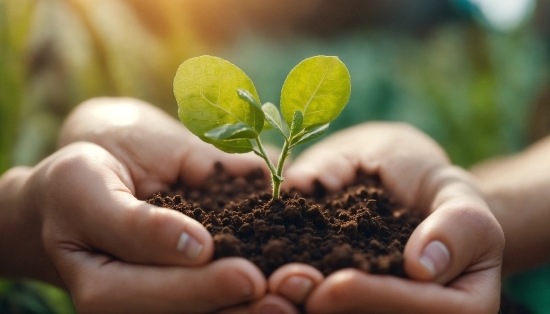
[284,123,448,201]
[283,130,359,193]
[57,254,266,314]
[403,166,504,284]
[216,305,250,314]
[251,294,301,314]
[306,269,501,314]
[218,294,301,314]
[42,143,213,266]
[59,97,271,198]
[268,263,324,304]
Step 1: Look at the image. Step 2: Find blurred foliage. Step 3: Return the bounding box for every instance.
[0,0,548,312]
[504,265,550,314]
[226,24,548,166]
[0,281,74,314]
[0,0,33,174]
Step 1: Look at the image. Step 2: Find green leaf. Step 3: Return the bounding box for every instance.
[291,123,329,147]
[236,89,273,131]
[237,88,261,109]
[281,56,351,128]
[204,123,258,140]
[289,110,303,136]
[262,102,286,137]
[207,138,254,154]
[263,120,273,130]
[174,56,265,144]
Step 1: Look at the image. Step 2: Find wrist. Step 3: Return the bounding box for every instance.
[0,167,32,276]
[0,166,63,287]
[471,143,550,275]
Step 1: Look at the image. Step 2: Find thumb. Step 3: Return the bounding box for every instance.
[42,142,214,267]
[404,166,504,283]
[91,193,215,266]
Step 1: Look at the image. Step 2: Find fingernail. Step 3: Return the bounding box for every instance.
[235,272,254,299]
[279,276,313,303]
[259,304,286,314]
[419,240,450,277]
[177,231,203,259]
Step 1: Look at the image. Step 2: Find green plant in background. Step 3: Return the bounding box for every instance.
[0,1,33,174]
[174,55,351,198]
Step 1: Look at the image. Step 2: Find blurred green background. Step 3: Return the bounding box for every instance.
[1,0,548,312]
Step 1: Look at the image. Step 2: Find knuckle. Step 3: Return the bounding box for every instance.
[47,151,87,183]
[45,143,109,186]
[457,206,502,243]
[448,205,505,260]
[121,205,179,263]
[126,204,171,234]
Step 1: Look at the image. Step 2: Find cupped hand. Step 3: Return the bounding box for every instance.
[17,97,274,313]
[252,123,504,314]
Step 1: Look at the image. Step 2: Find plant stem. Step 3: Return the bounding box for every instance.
[254,137,281,198]
[273,138,291,198]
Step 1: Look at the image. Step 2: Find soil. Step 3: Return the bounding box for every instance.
[148,162,419,277]
[146,162,531,314]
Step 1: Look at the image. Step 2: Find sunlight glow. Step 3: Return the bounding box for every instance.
[95,103,140,126]
[469,0,535,31]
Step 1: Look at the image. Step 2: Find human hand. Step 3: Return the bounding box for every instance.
[244,123,505,313]
[2,97,274,313]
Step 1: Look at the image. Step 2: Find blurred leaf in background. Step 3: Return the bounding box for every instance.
[7,0,210,169]
[0,281,75,314]
[225,21,548,166]
[0,0,33,174]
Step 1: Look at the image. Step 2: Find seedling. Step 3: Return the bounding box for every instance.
[174,55,351,198]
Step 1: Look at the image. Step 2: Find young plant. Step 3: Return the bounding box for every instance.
[173,55,351,198]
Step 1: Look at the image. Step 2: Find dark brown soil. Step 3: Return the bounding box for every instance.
[147,162,420,277]
[146,162,531,313]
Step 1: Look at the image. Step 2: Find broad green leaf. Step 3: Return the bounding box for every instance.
[237,88,261,109]
[174,56,265,143]
[291,123,329,147]
[204,123,258,140]
[262,102,285,137]
[281,56,351,128]
[289,110,303,136]
[207,138,254,154]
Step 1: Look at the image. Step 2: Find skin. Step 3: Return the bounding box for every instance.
[0,97,273,313]
[471,135,550,275]
[243,123,506,314]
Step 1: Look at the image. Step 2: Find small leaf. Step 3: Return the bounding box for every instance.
[291,123,329,147]
[237,88,261,109]
[289,110,303,136]
[263,120,273,130]
[262,102,286,137]
[207,138,254,154]
[281,56,351,128]
[204,123,258,140]
[174,56,265,143]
